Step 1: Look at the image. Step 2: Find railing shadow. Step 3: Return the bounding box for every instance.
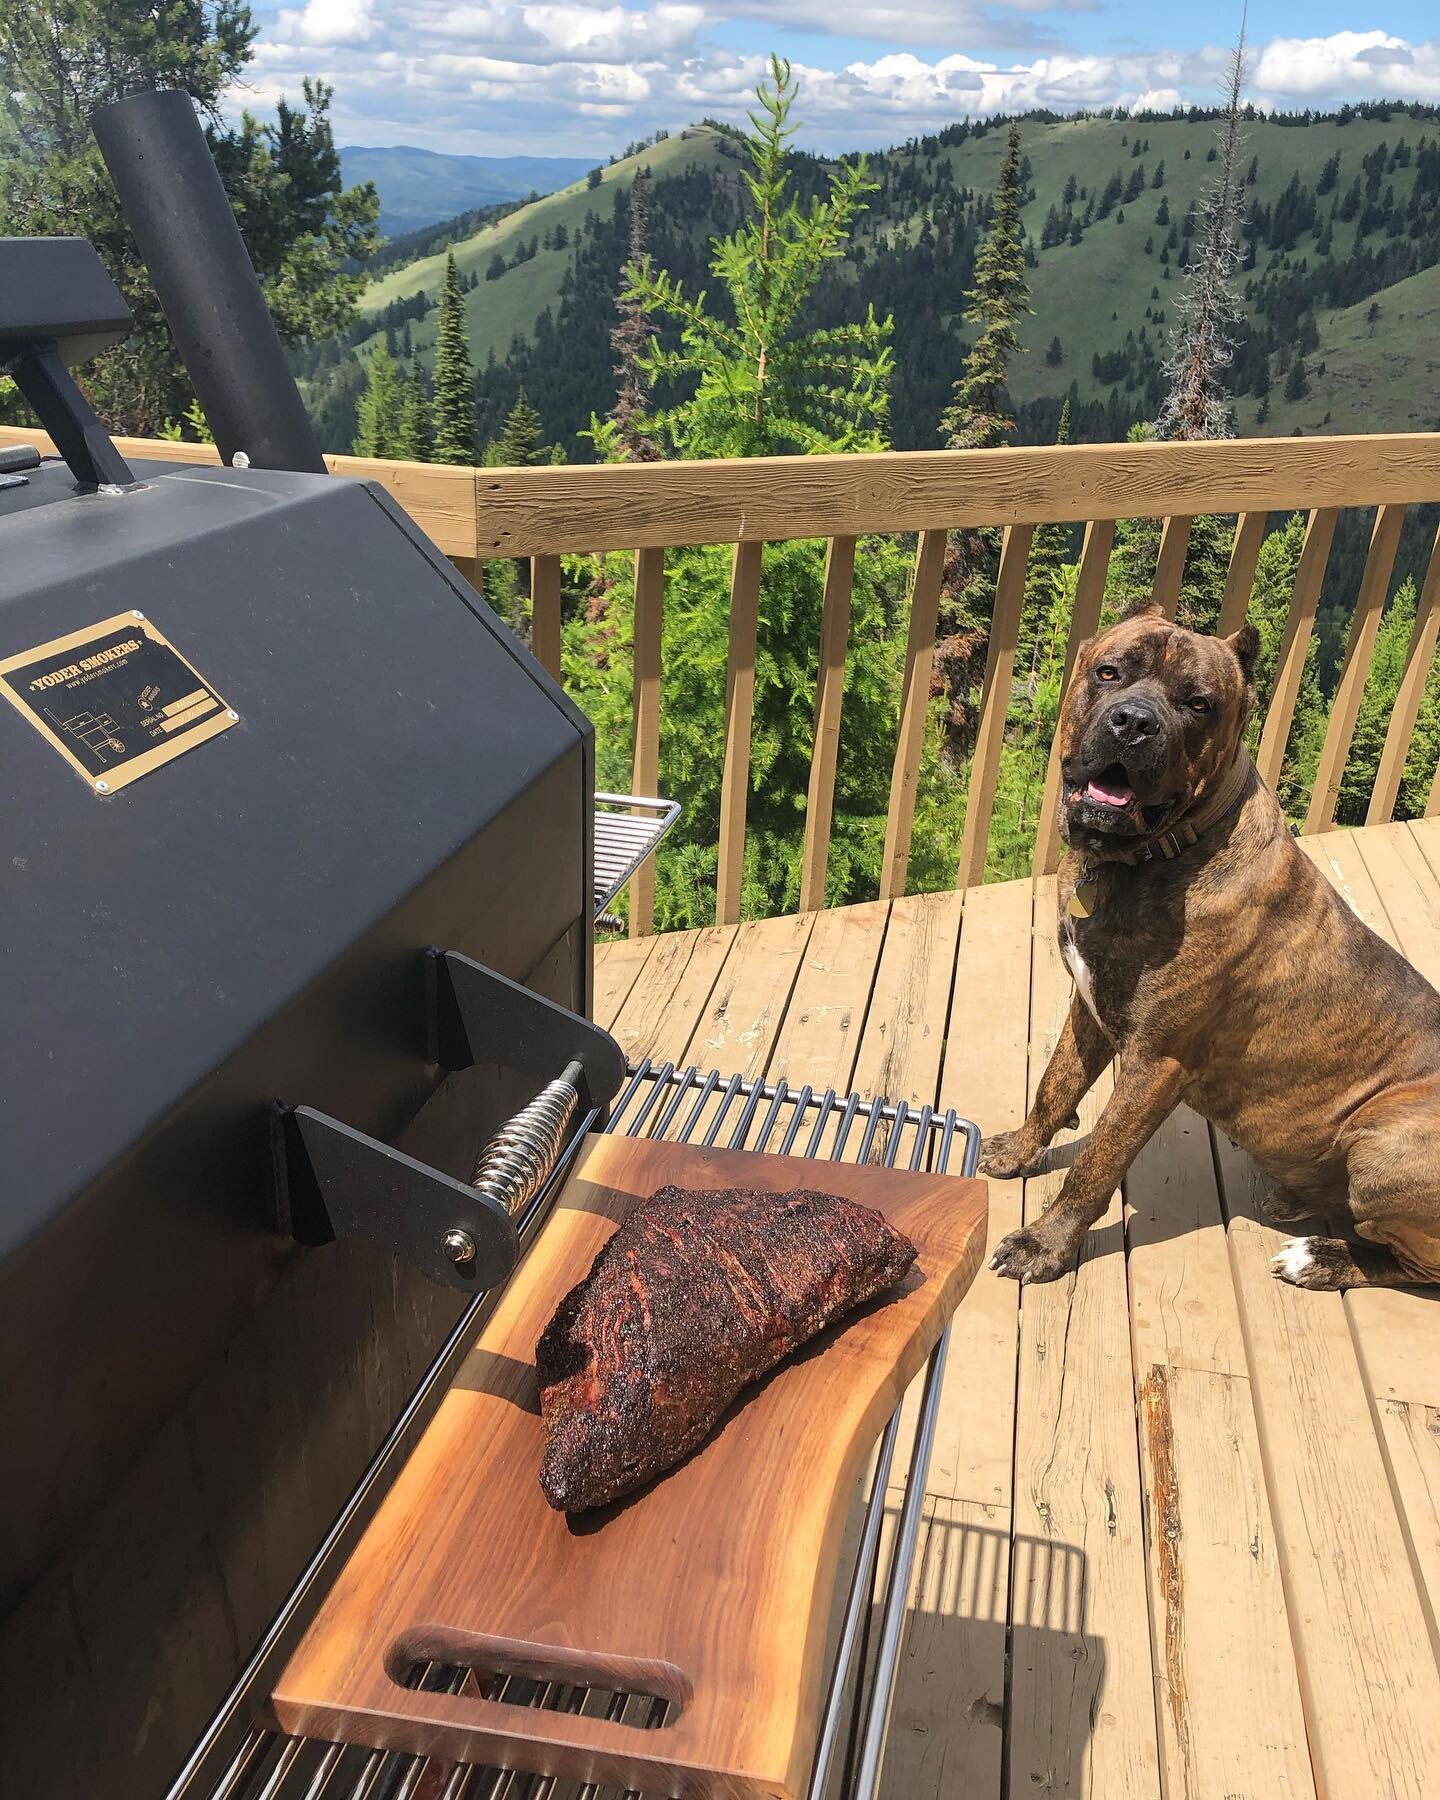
[875,1516,1099,1799]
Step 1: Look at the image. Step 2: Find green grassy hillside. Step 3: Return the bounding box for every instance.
[357,128,737,371]
[1262,259,1440,435]
[318,107,1439,454]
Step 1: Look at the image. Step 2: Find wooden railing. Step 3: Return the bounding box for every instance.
[7,425,1440,934]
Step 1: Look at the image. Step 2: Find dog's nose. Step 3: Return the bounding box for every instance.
[1107,699,1161,747]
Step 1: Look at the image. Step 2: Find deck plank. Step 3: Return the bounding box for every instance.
[591,932,656,1031]
[1220,1137,1440,1797]
[849,890,964,1111]
[1126,1103,1247,1379]
[679,909,817,1143]
[765,900,892,1100]
[853,891,966,1479]
[1126,1104,1313,1795]
[1008,878,1161,1800]
[606,922,734,1067]
[1328,823,1440,1667]
[881,879,1034,1800]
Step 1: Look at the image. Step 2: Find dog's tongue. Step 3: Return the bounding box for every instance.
[1086,777,1135,807]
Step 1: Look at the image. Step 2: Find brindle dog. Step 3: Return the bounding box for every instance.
[982,604,1440,1292]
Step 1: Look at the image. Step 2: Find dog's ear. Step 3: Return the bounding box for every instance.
[1226,623,1260,683]
[1119,599,1165,623]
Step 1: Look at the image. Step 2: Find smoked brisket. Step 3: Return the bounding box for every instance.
[536,1183,917,1513]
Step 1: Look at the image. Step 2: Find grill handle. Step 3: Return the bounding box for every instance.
[470,1060,583,1219]
[276,954,624,1291]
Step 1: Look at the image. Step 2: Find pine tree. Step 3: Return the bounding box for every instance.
[431,250,476,464]
[497,387,548,466]
[1284,356,1309,401]
[939,120,1031,449]
[608,169,660,461]
[603,57,891,457]
[394,363,432,462]
[1157,23,1248,439]
[0,9,378,435]
[1022,399,1073,669]
[351,344,402,456]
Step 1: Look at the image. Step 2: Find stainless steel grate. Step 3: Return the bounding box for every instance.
[592,795,680,919]
[176,1061,979,1800]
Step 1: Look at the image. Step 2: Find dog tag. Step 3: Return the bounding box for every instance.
[1068,882,1096,920]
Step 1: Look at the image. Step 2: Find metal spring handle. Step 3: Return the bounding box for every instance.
[469,1059,583,1218]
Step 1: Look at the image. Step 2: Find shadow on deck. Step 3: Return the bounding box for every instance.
[594,817,1440,1800]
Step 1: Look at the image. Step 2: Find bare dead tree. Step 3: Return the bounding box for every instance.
[609,168,661,461]
[1157,15,1250,440]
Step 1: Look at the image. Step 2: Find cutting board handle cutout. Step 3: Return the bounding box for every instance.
[386,1626,691,1718]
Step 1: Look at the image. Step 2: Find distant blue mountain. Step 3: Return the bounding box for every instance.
[340,145,600,237]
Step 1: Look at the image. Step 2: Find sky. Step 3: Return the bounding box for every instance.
[241,0,1440,157]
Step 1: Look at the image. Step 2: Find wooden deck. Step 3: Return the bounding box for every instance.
[593,818,1440,1800]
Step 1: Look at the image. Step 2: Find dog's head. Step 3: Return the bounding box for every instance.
[1058,605,1258,852]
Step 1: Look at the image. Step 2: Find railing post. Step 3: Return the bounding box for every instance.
[957,524,1035,890]
[1033,518,1115,878]
[799,537,857,913]
[1368,523,1440,826]
[629,547,666,936]
[880,530,948,901]
[530,554,562,681]
[716,541,764,926]
[1256,508,1338,793]
[1152,515,1192,618]
[1305,503,1406,833]
[1219,511,1268,636]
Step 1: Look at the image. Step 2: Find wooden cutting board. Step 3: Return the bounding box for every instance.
[271,1134,987,1798]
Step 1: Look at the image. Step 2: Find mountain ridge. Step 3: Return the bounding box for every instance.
[339,144,601,236]
[301,107,1440,457]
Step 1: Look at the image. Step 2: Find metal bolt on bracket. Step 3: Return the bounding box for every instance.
[441,1227,477,1269]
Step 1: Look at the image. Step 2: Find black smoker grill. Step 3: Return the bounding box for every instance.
[0,91,978,1800]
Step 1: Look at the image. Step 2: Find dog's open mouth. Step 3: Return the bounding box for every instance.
[1084,766,1134,809]
[1067,763,1172,834]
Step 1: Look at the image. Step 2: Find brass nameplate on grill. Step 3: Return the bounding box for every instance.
[0,611,237,794]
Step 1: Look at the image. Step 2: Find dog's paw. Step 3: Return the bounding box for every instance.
[1270,1236,1348,1291]
[1259,1186,1315,1226]
[990,1225,1076,1285]
[979,1130,1046,1181]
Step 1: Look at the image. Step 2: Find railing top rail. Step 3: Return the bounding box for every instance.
[473,433,1440,557]
[6,422,1438,561]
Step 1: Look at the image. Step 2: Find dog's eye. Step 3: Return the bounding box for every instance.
[1095,665,1119,683]
[1187,696,1212,714]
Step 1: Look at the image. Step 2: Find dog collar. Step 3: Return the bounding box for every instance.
[1068,751,1255,918]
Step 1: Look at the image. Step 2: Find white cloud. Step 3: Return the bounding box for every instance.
[238,7,1440,158]
[275,0,380,45]
[1251,31,1440,103]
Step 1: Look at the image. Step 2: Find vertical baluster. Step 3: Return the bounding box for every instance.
[1033,517,1116,877]
[1256,507,1338,791]
[716,540,764,926]
[1368,522,1440,825]
[880,529,948,901]
[1218,511,1268,635]
[1152,514,1192,618]
[529,553,562,680]
[957,523,1036,890]
[1305,503,1407,833]
[629,547,665,936]
[799,536,857,913]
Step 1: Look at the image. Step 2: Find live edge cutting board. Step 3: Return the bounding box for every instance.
[272,1134,988,1799]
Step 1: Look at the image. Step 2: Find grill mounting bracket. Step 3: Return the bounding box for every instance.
[275,949,625,1291]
